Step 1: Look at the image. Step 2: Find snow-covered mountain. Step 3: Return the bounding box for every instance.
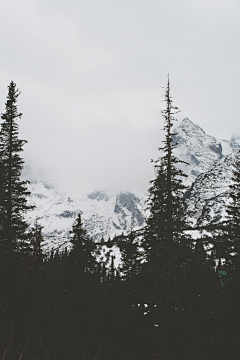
[172,118,225,185]
[173,118,239,227]
[25,117,240,254]
[26,182,145,253]
[184,150,238,227]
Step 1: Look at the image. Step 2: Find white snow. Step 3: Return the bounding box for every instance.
[25,117,239,259]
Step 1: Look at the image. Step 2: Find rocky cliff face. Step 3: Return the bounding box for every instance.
[172,118,224,185]
[25,117,239,254]
[26,182,145,254]
[184,150,238,227]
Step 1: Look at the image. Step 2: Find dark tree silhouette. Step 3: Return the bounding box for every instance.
[224,151,240,269]
[68,213,97,275]
[0,81,33,260]
[142,75,192,305]
[119,228,142,281]
[0,82,35,318]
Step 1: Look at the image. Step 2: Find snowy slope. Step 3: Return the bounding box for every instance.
[184,151,238,227]
[172,119,240,227]
[26,182,145,253]
[25,117,239,254]
[173,118,223,186]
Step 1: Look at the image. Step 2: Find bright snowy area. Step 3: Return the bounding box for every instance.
[24,118,240,270]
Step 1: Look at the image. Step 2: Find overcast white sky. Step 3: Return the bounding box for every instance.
[0,0,239,196]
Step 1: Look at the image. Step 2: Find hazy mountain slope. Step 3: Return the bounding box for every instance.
[172,118,224,185]
[27,182,145,253]
[184,151,238,227]
[25,117,239,254]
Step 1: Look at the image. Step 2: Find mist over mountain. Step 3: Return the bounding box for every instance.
[25,117,239,254]
[26,181,145,255]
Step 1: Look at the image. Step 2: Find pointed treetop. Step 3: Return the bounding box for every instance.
[1,81,22,120]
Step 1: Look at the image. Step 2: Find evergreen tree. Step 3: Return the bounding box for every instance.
[0,81,34,316]
[205,151,240,355]
[142,75,192,304]
[68,213,97,275]
[208,150,240,275]
[224,150,240,269]
[0,81,33,260]
[138,76,223,359]
[119,228,142,281]
[30,217,44,264]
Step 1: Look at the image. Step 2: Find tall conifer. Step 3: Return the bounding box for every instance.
[0,81,34,318]
[225,151,240,268]
[120,229,142,281]
[0,81,33,259]
[143,75,192,303]
[209,151,240,272]
[206,151,240,353]
[68,213,97,275]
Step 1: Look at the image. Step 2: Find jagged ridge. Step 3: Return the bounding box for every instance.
[25,117,240,255]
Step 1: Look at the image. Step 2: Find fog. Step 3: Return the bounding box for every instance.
[0,0,239,196]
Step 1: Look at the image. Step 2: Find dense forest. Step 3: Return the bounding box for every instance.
[0,79,240,360]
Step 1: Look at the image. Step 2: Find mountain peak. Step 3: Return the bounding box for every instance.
[173,118,223,184]
[177,117,207,135]
[230,134,240,149]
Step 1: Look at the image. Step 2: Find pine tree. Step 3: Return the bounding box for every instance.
[142,75,192,304]
[207,151,240,354]
[0,81,33,260]
[0,82,35,315]
[119,228,142,281]
[107,254,116,284]
[30,217,44,263]
[224,151,240,269]
[68,213,97,276]
[209,151,240,274]
[137,76,225,359]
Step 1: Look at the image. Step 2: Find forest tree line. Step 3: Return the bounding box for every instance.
[0,79,240,359]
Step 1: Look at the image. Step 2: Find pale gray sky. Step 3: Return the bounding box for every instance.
[0,0,239,196]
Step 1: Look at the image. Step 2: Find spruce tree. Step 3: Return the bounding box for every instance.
[119,229,142,281]
[208,151,240,354]
[28,217,44,266]
[209,151,240,274]
[224,151,240,269]
[142,75,192,304]
[137,76,225,359]
[0,81,33,260]
[68,213,97,275]
[0,82,37,323]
